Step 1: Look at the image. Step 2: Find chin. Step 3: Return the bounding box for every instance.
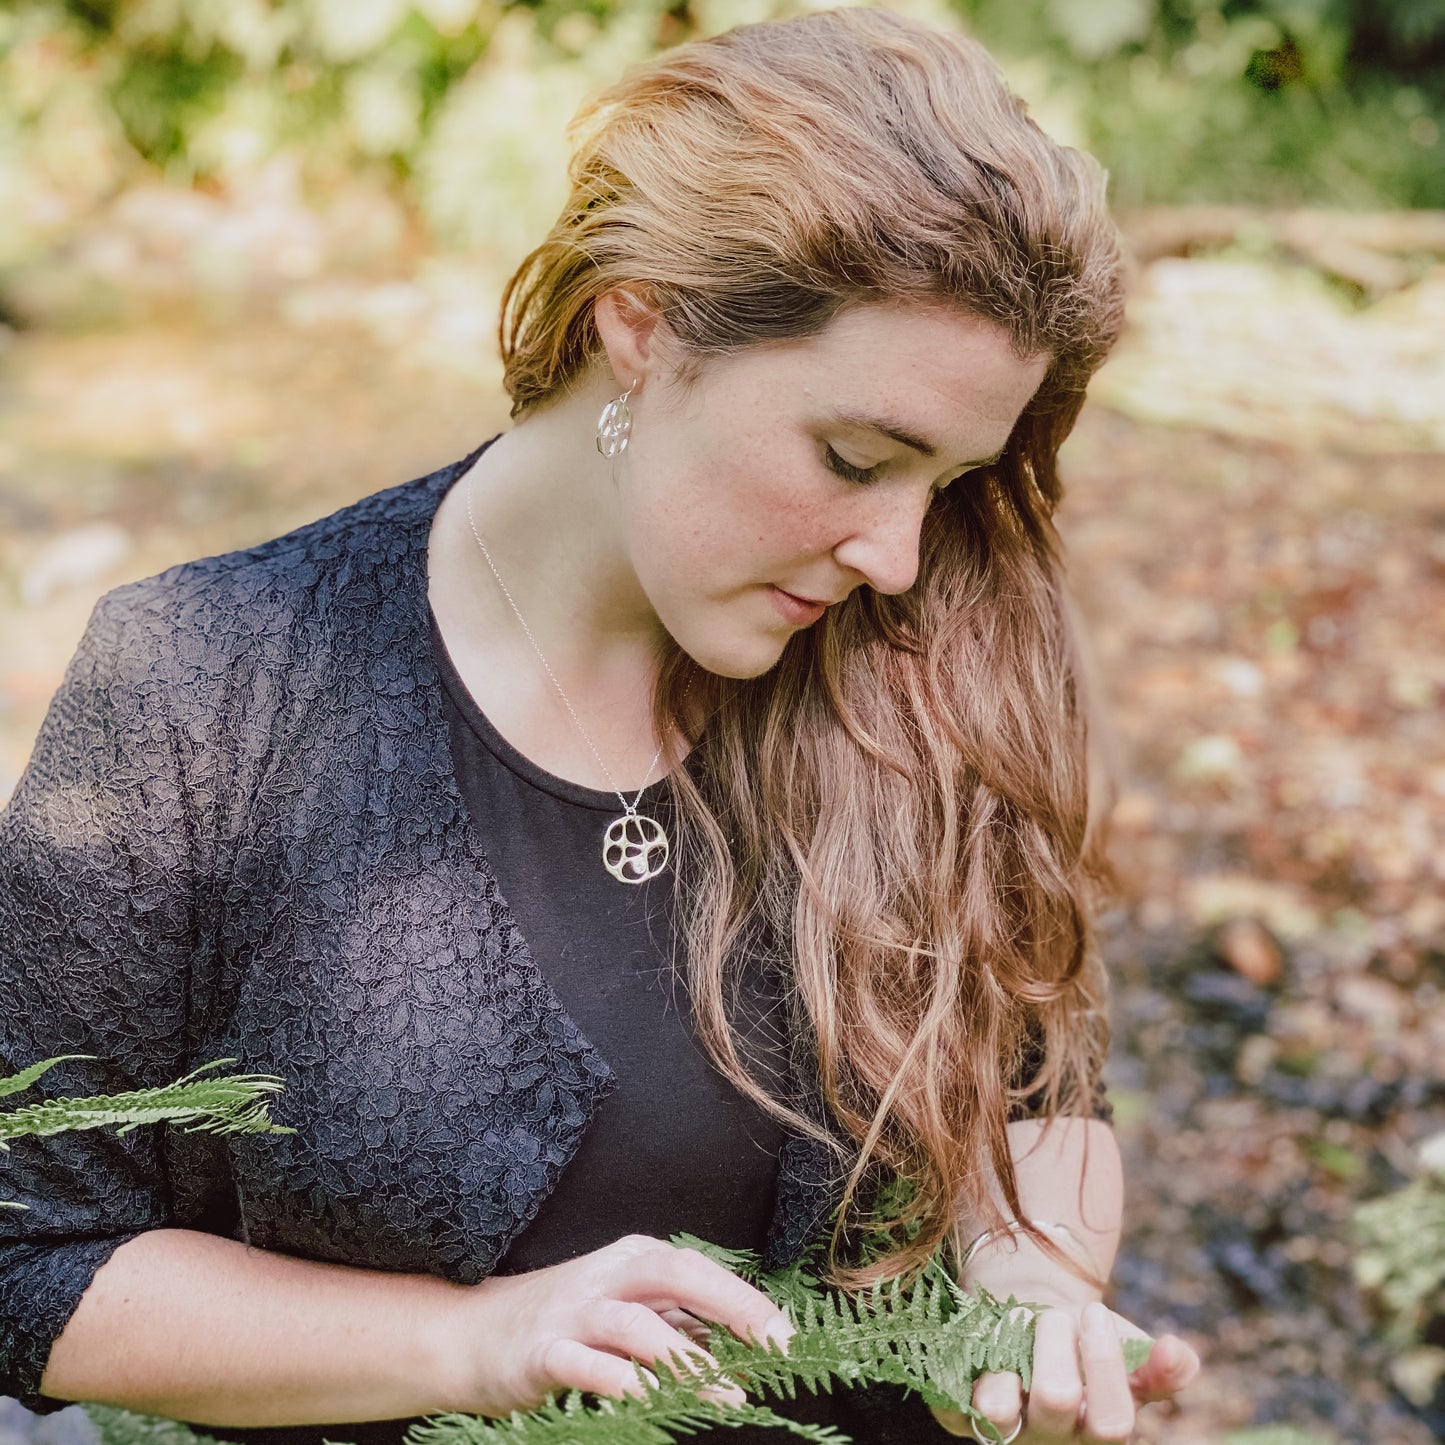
[682,634,788,682]
[715,658,783,681]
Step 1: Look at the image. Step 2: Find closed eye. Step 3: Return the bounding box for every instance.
[824,443,980,492]
[823,443,882,485]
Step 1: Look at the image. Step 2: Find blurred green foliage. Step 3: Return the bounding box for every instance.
[0,0,1441,270]
[966,0,1445,210]
[1353,1129,1445,1351]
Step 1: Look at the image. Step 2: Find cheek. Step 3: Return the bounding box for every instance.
[664,463,815,573]
[713,446,834,551]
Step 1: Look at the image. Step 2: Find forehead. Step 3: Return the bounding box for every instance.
[786,302,1050,459]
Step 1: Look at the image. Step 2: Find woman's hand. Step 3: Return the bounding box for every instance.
[433,1233,794,1419]
[926,1295,1201,1442]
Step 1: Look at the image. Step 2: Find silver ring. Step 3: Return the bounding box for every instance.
[969,1419,1023,1444]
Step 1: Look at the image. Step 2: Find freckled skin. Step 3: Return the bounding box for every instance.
[427,297,1048,787]
[608,302,1050,680]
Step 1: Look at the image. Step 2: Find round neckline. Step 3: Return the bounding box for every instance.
[428,604,677,814]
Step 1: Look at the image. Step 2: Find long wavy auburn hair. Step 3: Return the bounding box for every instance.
[498,6,1128,1292]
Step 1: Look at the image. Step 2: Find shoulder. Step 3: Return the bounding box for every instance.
[106,456,461,637]
[84,445,490,679]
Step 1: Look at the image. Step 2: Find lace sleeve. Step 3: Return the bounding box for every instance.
[0,584,205,1412]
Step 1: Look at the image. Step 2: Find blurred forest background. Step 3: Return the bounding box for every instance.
[0,3,1443,1445]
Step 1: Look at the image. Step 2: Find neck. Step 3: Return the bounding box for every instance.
[428,381,700,778]
[459,389,669,686]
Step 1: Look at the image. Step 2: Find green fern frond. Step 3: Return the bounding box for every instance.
[0,1053,96,1099]
[1125,1337,1152,1372]
[707,1273,1031,1413]
[1224,1429,1338,1445]
[669,1233,762,1278]
[1352,1158,1445,1348]
[669,1233,822,1313]
[0,1057,295,1208]
[404,1372,850,1445]
[397,1250,1086,1445]
[0,1057,296,1146]
[84,1405,233,1445]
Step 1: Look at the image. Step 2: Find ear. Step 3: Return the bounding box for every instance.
[593,286,671,394]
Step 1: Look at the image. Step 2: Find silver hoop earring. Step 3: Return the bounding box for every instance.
[596,380,637,457]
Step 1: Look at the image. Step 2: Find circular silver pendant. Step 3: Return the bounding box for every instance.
[602,812,669,883]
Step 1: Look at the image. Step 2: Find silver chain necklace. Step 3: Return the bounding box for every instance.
[464,470,677,885]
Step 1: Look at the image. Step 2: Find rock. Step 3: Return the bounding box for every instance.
[1390,1347,1445,1410]
[1333,974,1410,1031]
[1174,732,1245,782]
[1417,1130,1445,1177]
[1218,917,1285,987]
[1236,1033,1280,1085]
[1183,969,1273,1031]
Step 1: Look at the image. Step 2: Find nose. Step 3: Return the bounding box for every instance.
[830,492,929,597]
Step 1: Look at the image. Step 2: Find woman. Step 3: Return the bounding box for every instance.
[0,8,1200,1444]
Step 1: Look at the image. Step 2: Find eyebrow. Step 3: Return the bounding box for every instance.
[825,407,1007,469]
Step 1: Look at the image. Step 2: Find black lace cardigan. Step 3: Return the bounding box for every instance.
[0,440,852,1413]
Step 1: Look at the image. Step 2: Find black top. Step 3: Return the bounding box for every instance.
[431,607,794,1273]
[430,613,855,1444]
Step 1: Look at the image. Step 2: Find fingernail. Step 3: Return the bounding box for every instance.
[973,1382,1014,1417]
[762,1316,795,1352]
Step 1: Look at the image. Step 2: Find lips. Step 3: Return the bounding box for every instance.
[770,584,846,632]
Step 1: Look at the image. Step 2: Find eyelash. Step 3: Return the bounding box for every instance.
[822,444,965,493]
[823,444,880,486]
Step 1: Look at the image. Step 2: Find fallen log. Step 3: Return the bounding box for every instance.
[1119,205,1445,295]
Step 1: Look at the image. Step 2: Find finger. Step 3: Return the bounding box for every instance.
[658,1307,714,1347]
[926,1402,978,1437]
[971,1369,1022,1442]
[576,1296,742,1405]
[924,1404,971,1439]
[538,1336,665,1402]
[587,1296,739,1379]
[1023,1307,1084,1437]
[1077,1302,1135,1443]
[615,1243,794,1353]
[1128,1332,1202,1402]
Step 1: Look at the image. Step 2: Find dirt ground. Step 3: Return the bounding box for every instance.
[1,188,1443,1443]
